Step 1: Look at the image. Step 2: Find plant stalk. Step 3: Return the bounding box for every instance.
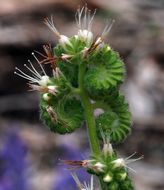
[78,62,108,189]
[78,62,100,156]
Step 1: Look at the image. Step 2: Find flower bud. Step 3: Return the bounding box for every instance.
[103,173,113,183]
[43,93,51,101]
[116,172,127,181]
[94,162,106,173]
[103,142,113,156]
[47,85,58,95]
[59,35,72,50]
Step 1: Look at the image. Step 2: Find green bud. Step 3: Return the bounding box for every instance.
[115,171,127,181]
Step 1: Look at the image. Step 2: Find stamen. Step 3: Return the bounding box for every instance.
[71,173,84,190]
[125,155,144,164]
[125,152,137,160]
[14,67,38,83]
[24,64,41,80]
[76,5,96,31]
[32,52,47,76]
[28,59,42,79]
[126,166,136,173]
[90,175,93,190]
[44,16,60,37]
[102,19,115,39]
[88,9,96,31]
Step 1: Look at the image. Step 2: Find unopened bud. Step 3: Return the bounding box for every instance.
[94,162,106,173]
[103,142,113,155]
[103,173,113,183]
[116,172,127,181]
[59,35,72,49]
[47,85,58,95]
[43,93,51,101]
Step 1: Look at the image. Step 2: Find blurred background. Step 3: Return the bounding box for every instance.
[0,0,164,190]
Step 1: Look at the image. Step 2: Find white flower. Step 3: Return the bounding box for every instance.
[112,158,125,168]
[14,52,58,95]
[75,5,95,46]
[15,52,50,86]
[111,152,144,172]
[77,29,93,46]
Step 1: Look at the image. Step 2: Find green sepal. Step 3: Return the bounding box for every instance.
[53,36,86,55]
[107,182,119,190]
[56,59,79,87]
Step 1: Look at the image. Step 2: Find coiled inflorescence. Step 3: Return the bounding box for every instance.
[15,5,135,190]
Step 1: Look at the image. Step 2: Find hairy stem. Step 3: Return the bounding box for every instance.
[78,62,109,190]
[78,62,100,155]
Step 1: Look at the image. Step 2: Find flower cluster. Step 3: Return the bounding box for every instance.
[64,139,143,190]
[14,5,140,190]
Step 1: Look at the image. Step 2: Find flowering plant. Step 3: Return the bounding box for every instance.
[15,5,142,190]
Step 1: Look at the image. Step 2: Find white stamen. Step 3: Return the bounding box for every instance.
[15,67,38,83]
[14,55,50,88]
[32,52,47,76]
[44,16,60,37]
[28,60,42,78]
[76,6,95,46]
[112,154,144,173]
[102,19,115,38]
[76,5,96,31]
[24,64,40,80]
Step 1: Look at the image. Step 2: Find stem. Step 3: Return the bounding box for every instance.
[78,62,100,156]
[78,62,108,190]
